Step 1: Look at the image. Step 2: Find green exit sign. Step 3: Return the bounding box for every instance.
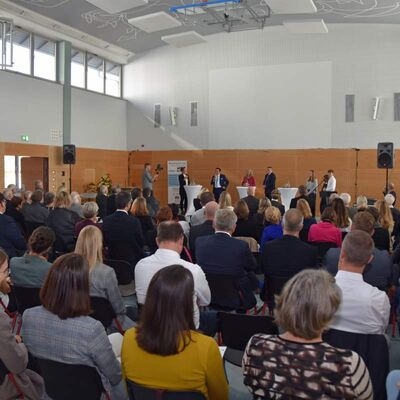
[21,135,29,142]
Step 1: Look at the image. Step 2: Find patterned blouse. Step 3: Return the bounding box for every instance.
[242,334,373,399]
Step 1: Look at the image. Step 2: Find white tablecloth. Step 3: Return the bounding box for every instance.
[185,185,202,217]
[278,187,298,211]
[236,186,249,199]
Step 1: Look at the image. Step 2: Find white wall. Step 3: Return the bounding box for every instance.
[0,70,127,150]
[124,23,400,150]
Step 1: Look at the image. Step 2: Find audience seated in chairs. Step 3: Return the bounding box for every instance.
[251,197,271,238]
[122,265,228,400]
[233,199,259,242]
[102,191,144,269]
[130,197,154,243]
[331,197,352,233]
[22,190,49,226]
[10,226,55,289]
[75,225,135,332]
[69,191,84,218]
[190,192,215,227]
[46,191,81,253]
[259,206,283,252]
[0,193,26,258]
[243,269,373,399]
[135,222,212,334]
[74,201,102,239]
[296,198,317,242]
[330,230,390,334]
[0,262,45,400]
[308,207,342,247]
[242,186,259,218]
[195,209,258,310]
[261,209,318,295]
[189,201,218,260]
[367,206,391,252]
[324,211,394,291]
[22,253,126,399]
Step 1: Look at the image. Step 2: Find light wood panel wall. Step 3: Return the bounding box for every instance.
[130,149,398,208]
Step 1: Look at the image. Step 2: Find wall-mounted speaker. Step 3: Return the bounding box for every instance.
[377,142,394,169]
[63,144,76,165]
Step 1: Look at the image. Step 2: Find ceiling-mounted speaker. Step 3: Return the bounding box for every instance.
[377,142,394,169]
[63,144,76,165]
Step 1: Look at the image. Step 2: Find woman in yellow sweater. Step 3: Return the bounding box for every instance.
[121,265,228,400]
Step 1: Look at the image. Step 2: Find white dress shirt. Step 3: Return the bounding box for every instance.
[326,175,336,192]
[134,248,211,328]
[330,270,390,334]
[214,174,221,189]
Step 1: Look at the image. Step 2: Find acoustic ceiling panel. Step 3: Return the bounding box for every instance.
[161,31,206,48]
[86,0,148,14]
[128,11,182,33]
[266,0,317,14]
[283,19,328,34]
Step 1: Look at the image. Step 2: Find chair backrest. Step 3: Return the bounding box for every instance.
[235,236,260,252]
[107,241,142,268]
[218,312,278,350]
[323,329,389,400]
[12,286,41,314]
[126,380,206,400]
[104,258,133,285]
[309,241,337,265]
[205,273,241,311]
[264,275,289,303]
[35,357,104,400]
[90,296,116,329]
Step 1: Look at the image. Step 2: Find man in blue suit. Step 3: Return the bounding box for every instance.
[195,208,258,309]
[210,167,229,203]
[0,193,26,258]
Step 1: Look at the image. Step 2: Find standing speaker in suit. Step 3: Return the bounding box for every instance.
[263,167,276,200]
[178,167,190,214]
[210,168,229,203]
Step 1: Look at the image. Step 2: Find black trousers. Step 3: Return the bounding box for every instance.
[213,188,224,203]
[179,187,188,214]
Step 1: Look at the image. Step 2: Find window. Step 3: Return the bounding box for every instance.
[5,29,31,75]
[106,61,121,97]
[71,49,85,88]
[34,35,56,81]
[87,53,104,93]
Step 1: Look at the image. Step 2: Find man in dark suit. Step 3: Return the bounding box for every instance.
[0,193,26,258]
[102,191,144,271]
[96,185,108,221]
[106,185,121,216]
[324,211,395,291]
[189,201,218,260]
[261,209,317,284]
[210,167,229,203]
[178,167,190,214]
[195,208,257,309]
[242,186,259,218]
[263,166,276,200]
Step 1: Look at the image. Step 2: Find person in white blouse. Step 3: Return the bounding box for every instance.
[330,230,390,335]
[134,221,212,333]
[326,169,337,192]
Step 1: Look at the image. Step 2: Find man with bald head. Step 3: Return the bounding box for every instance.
[189,201,218,260]
[243,186,259,218]
[261,209,318,285]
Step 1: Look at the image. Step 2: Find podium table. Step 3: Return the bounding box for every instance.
[278,187,298,212]
[185,185,202,217]
[236,186,250,199]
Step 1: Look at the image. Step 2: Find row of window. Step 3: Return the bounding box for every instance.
[0,28,122,98]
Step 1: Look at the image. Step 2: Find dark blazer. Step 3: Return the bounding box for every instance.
[233,219,259,241]
[261,235,318,280]
[372,226,390,251]
[102,211,144,268]
[263,173,276,195]
[136,215,154,240]
[22,203,49,224]
[189,220,215,257]
[289,195,310,209]
[178,174,190,188]
[193,198,202,211]
[46,208,81,252]
[195,233,257,307]
[210,174,229,190]
[0,214,27,258]
[96,193,108,220]
[106,194,117,216]
[243,195,259,218]
[271,200,285,216]
[299,217,317,242]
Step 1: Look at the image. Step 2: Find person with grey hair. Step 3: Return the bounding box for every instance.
[195,209,258,309]
[74,202,101,238]
[242,186,259,218]
[69,192,84,218]
[330,230,390,334]
[96,185,108,221]
[261,209,318,294]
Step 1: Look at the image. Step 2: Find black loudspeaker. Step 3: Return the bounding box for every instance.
[377,142,394,169]
[63,144,76,165]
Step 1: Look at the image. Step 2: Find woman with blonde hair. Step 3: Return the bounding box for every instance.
[260,206,283,252]
[218,191,233,211]
[241,169,256,187]
[130,197,154,235]
[46,191,81,252]
[243,269,372,399]
[296,199,317,242]
[75,225,134,332]
[251,197,272,237]
[375,199,394,232]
